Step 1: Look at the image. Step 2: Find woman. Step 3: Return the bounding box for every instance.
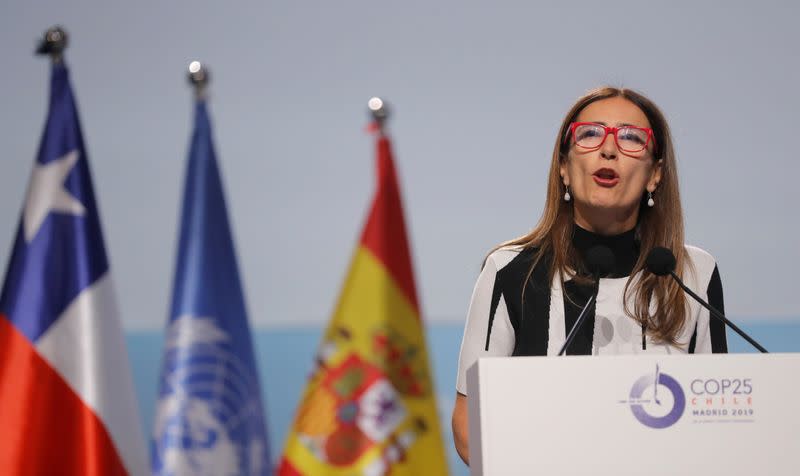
[451,87,728,465]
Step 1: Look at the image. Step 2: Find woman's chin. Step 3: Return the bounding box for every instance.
[578,199,638,216]
[582,199,621,210]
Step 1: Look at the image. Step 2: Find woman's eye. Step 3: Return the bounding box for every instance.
[619,130,646,144]
[577,127,603,139]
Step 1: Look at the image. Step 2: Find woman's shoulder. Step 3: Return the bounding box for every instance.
[484,244,542,276]
[682,244,719,286]
[682,244,718,269]
[484,245,525,271]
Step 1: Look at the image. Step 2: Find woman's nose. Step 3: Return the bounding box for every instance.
[600,132,618,160]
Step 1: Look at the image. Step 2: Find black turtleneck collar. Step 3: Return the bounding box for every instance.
[571,224,639,278]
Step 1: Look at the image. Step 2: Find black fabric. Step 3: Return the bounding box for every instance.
[571,224,640,278]
[490,248,551,356]
[707,265,728,353]
[642,324,647,350]
[484,278,504,351]
[688,323,698,354]
[517,251,553,356]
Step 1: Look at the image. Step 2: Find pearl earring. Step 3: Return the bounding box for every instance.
[564,186,571,202]
[647,191,655,207]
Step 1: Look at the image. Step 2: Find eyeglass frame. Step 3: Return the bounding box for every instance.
[564,121,656,154]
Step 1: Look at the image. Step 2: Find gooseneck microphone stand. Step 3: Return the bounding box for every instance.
[667,269,768,353]
[558,245,615,356]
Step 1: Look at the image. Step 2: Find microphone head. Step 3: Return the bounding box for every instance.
[585,245,615,277]
[645,247,677,276]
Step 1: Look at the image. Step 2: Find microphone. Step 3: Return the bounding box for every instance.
[644,247,768,353]
[644,247,676,276]
[558,245,615,356]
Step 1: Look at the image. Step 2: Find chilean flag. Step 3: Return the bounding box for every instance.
[0,63,148,475]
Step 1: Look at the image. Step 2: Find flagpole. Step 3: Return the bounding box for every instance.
[187,60,209,100]
[368,96,389,136]
[35,25,68,63]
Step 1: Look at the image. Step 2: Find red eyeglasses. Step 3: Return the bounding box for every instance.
[566,122,655,154]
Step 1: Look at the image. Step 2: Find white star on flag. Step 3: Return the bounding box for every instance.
[23,149,86,242]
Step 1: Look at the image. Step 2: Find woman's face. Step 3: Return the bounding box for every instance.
[560,96,662,233]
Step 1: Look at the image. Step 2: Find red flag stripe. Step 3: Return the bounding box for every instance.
[359,136,420,314]
[277,457,304,475]
[0,317,128,475]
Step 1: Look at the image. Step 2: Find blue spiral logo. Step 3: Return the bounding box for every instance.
[628,365,686,429]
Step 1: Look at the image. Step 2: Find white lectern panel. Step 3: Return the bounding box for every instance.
[466,354,798,476]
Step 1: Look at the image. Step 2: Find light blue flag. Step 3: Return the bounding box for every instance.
[151,100,271,475]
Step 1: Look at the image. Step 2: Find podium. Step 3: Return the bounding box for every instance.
[466,354,799,475]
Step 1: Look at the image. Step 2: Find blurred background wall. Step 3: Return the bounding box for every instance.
[2,1,799,474]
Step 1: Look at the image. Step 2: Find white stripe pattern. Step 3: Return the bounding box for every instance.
[36,274,148,476]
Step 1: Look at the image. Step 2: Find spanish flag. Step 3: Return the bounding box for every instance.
[278,130,449,475]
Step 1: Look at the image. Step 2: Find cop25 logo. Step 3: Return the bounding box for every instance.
[627,364,686,429]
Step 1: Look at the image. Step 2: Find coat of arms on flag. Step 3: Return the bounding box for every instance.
[292,325,432,470]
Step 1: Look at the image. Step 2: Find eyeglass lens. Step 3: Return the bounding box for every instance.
[574,124,648,152]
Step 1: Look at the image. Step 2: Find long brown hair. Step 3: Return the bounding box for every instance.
[496,86,689,345]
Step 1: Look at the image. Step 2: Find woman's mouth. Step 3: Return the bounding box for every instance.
[592,168,619,187]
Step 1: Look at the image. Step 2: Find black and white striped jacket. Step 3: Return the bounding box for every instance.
[456,233,727,395]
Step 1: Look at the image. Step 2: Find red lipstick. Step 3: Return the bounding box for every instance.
[592,168,619,187]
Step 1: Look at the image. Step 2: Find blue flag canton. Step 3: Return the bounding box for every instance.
[152,316,270,475]
[0,64,108,343]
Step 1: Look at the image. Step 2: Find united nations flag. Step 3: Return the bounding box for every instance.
[151,99,270,475]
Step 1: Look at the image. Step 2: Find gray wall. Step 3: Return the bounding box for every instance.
[1,1,798,330]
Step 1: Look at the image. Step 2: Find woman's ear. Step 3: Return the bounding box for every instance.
[560,162,570,187]
[647,159,663,192]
